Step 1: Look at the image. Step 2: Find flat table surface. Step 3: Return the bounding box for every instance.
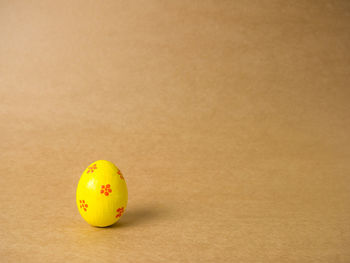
[1,1,350,262]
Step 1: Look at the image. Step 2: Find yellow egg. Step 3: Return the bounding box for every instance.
[76,160,128,227]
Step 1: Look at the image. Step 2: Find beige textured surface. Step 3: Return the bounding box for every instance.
[1,1,350,262]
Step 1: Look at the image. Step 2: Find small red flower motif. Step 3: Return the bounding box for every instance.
[87,164,97,174]
[118,170,124,180]
[79,200,88,211]
[116,207,125,218]
[100,184,112,196]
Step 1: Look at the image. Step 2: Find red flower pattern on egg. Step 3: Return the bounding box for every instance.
[79,200,88,211]
[87,164,97,174]
[100,184,112,196]
[116,207,125,218]
[118,170,124,180]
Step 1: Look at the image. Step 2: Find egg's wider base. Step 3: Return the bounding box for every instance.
[76,160,128,227]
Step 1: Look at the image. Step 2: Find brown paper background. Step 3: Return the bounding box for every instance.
[1,1,350,262]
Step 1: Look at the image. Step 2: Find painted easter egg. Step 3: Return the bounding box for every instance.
[76,160,128,227]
